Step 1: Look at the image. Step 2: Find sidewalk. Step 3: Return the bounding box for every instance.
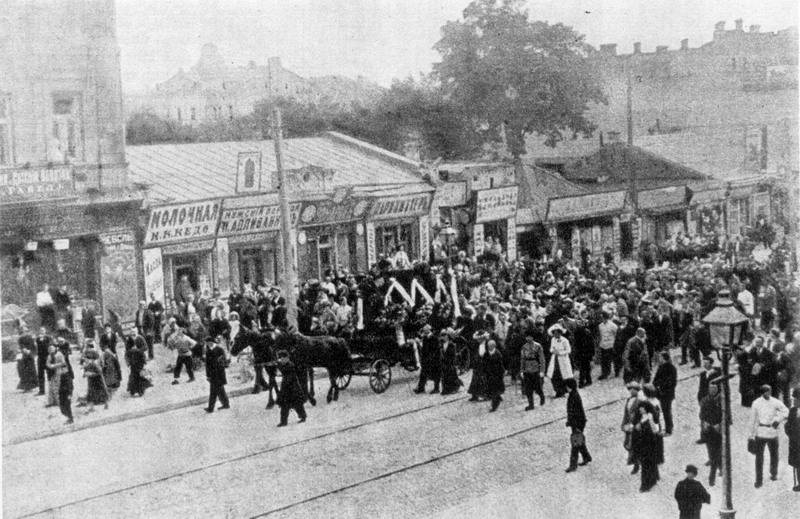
[2,343,255,446]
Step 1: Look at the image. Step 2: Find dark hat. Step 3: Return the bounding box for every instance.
[685,464,699,475]
[84,349,100,360]
[760,384,772,393]
[792,387,800,399]
[276,349,289,359]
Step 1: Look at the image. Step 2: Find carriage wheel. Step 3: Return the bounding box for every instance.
[369,359,392,394]
[334,370,353,390]
[455,345,470,376]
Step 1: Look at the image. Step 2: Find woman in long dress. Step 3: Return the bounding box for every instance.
[127,342,151,397]
[16,345,38,392]
[44,345,61,407]
[546,324,573,398]
[440,330,463,395]
[100,343,121,390]
[633,399,662,492]
[83,349,109,411]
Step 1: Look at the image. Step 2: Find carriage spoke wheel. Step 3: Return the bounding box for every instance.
[456,346,470,376]
[369,359,392,394]
[335,370,353,390]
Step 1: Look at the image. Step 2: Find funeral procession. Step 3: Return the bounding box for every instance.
[1,1,799,518]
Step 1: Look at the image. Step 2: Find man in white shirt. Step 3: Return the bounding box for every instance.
[597,312,619,380]
[737,285,755,320]
[36,283,55,330]
[750,384,789,487]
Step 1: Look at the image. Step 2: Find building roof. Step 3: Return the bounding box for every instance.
[128,132,429,204]
[516,165,587,225]
[546,190,630,223]
[637,185,688,212]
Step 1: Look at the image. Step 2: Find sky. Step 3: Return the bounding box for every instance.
[117,0,799,93]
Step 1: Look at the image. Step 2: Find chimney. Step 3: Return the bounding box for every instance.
[749,25,760,33]
[714,21,726,32]
[656,45,668,54]
[599,43,617,56]
[633,42,641,54]
[680,38,689,50]
[735,19,743,31]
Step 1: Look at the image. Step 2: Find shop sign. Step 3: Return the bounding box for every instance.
[475,186,518,223]
[161,238,216,256]
[472,223,484,257]
[100,231,138,322]
[299,198,370,226]
[215,237,231,297]
[506,217,516,261]
[218,203,300,236]
[100,231,135,252]
[370,194,430,220]
[145,200,221,245]
[142,248,165,304]
[0,166,75,201]
[433,182,467,207]
[366,222,376,266]
[419,216,430,262]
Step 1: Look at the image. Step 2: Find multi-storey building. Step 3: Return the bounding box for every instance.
[126,43,384,125]
[1,0,143,340]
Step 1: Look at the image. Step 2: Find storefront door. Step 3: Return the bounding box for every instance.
[238,248,264,287]
[172,255,199,297]
[620,222,634,259]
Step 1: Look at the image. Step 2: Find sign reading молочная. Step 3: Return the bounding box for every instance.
[145,201,221,245]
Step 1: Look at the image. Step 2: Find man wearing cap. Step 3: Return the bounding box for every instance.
[485,340,505,412]
[520,333,545,410]
[169,327,196,385]
[623,328,650,384]
[699,375,723,486]
[597,312,618,380]
[414,325,441,394]
[204,336,230,413]
[750,384,789,487]
[621,381,642,474]
[275,349,307,426]
[674,464,710,519]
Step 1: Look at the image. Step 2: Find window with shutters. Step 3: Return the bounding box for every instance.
[51,93,82,162]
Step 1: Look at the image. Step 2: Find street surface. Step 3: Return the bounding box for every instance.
[2,355,797,519]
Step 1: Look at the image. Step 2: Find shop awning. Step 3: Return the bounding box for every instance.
[637,185,688,214]
[546,190,629,223]
[690,188,727,206]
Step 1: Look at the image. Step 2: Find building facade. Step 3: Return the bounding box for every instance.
[128,132,433,303]
[1,0,143,335]
[126,44,384,125]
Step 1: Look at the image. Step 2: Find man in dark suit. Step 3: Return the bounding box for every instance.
[147,294,164,345]
[135,301,156,360]
[653,308,675,354]
[204,336,230,413]
[99,323,118,354]
[695,356,715,443]
[414,325,442,394]
[35,327,52,396]
[653,351,678,435]
[271,297,288,330]
[565,378,592,472]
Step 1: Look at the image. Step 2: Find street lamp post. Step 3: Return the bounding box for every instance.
[702,290,748,519]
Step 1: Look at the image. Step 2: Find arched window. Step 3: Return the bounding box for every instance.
[244,158,255,188]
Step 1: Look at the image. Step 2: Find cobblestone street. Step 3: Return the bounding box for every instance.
[3,355,795,519]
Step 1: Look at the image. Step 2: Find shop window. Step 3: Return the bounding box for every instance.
[317,235,333,277]
[729,198,750,236]
[0,94,12,166]
[51,93,82,162]
[238,248,264,288]
[482,220,507,251]
[190,107,196,121]
[375,224,412,258]
[243,159,256,188]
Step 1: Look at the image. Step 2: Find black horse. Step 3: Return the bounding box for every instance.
[231,327,352,405]
[231,327,280,408]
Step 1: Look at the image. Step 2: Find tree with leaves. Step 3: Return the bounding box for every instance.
[433,0,605,158]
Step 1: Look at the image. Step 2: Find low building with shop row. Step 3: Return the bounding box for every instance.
[127,132,433,301]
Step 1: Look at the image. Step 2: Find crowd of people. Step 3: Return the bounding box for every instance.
[12,238,800,512]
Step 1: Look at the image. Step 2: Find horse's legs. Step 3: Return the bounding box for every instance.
[265,366,276,409]
[307,367,317,406]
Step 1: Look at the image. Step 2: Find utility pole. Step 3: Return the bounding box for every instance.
[626,66,638,212]
[272,106,298,329]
